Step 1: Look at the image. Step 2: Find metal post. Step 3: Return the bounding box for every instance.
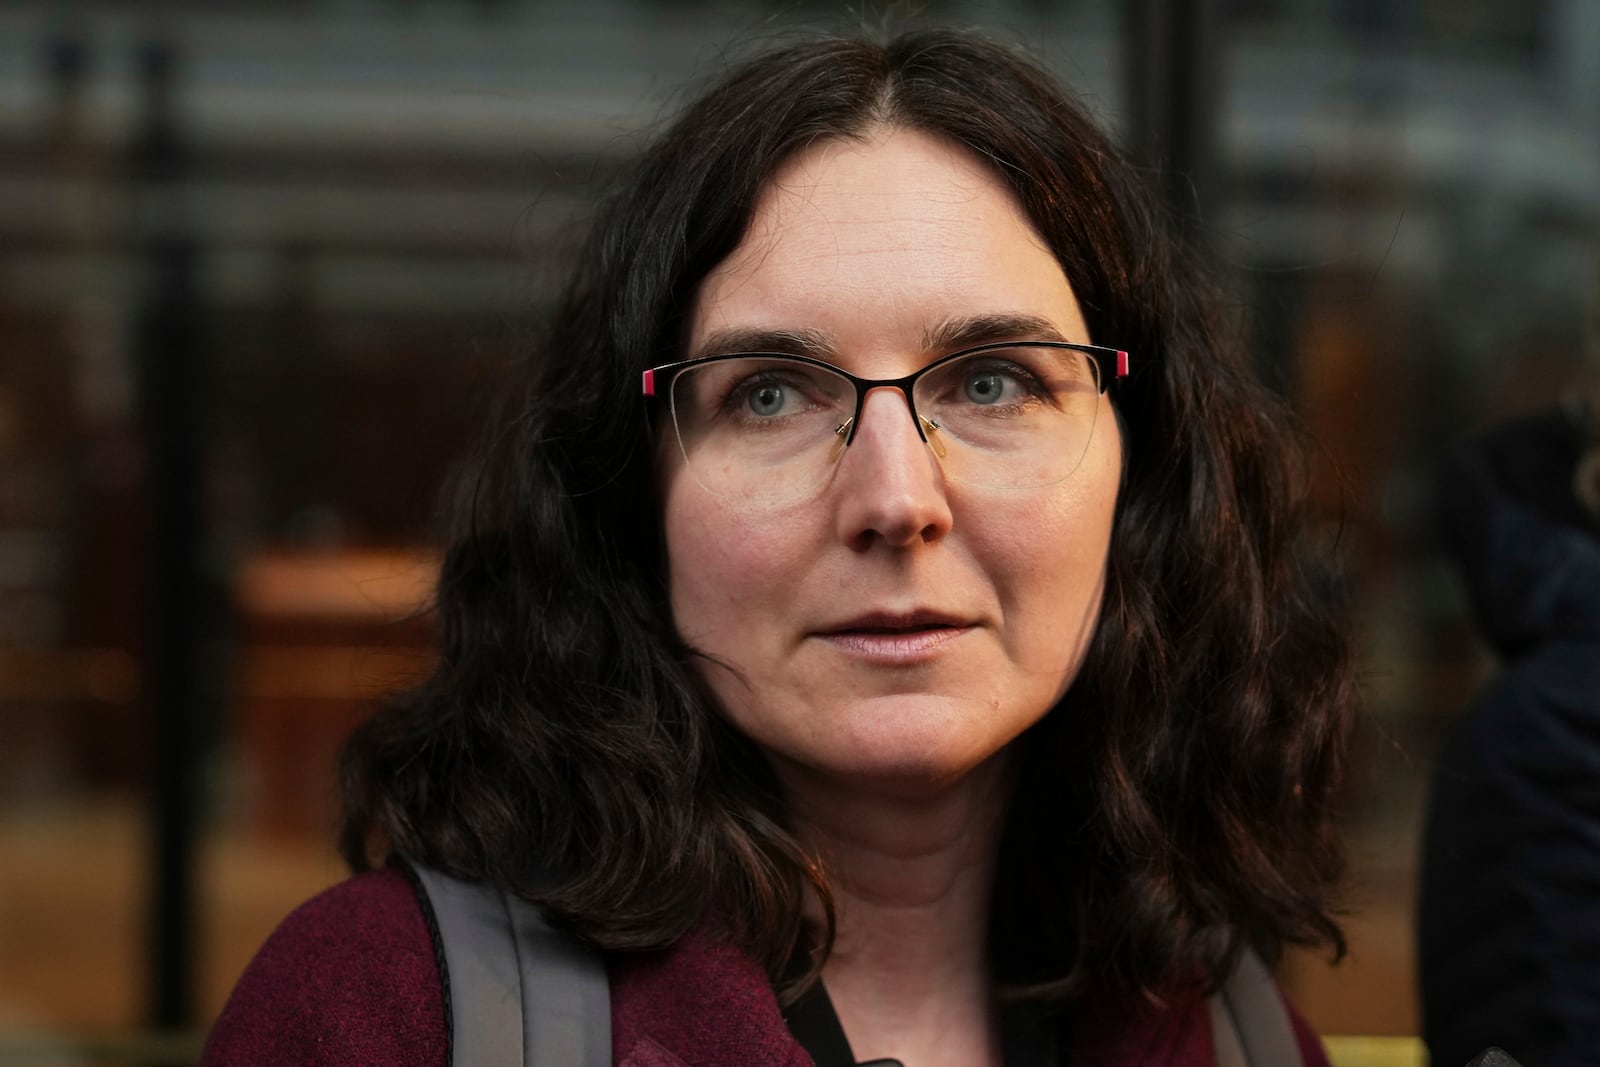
[134,36,202,1029]
[1122,0,1223,249]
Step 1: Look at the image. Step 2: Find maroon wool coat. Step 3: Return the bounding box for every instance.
[202,867,1331,1066]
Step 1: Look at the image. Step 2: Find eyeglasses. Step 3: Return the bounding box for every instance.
[643,340,1128,506]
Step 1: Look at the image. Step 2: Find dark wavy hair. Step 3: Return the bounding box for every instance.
[339,27,1353,1003]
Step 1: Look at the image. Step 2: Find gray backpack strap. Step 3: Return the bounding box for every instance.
[1207,946,1305,1067]
[410,864,610,1067]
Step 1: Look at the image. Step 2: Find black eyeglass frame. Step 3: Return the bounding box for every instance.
[642,340,1130,447]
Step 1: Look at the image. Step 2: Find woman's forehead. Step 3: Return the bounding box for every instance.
[734,127,1034,257]
[688,127,1085,365]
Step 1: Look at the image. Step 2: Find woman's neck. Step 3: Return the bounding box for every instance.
[778,755,1015,1067]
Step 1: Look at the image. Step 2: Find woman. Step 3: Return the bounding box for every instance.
[206,27,1352,1067]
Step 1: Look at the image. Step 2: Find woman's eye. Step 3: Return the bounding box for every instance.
[746,382,788,416]
[724,373,816,419]
[959,365,1033,406]
[964,371,1009,405]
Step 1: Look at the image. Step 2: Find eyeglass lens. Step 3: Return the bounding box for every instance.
[668,345,1102,505]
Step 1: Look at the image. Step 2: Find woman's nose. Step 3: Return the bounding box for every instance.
[832,387,954,549]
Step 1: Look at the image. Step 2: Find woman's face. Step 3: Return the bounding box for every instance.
[662,127,1122,794]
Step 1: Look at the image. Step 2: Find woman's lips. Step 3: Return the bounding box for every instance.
[814,624,975,663]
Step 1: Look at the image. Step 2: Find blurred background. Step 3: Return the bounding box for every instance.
[0,0,1595,1063]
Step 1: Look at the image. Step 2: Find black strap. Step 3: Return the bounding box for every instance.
[782,980,1058,1067]
[783,980,864,1067]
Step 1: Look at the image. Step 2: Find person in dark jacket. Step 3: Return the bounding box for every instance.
[207,27,1355,1066]
[1418,399,1600,1067]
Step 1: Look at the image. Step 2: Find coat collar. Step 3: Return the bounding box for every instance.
[607,923,1216,1067]
[609,924,814,1067]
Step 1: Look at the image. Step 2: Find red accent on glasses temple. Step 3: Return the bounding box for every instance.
[1116,351,1129,378]
[642,368,656,397]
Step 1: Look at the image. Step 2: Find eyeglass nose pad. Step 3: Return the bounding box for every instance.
[828,419,853,463]
[829,414,949,464]
[919,417,948,459]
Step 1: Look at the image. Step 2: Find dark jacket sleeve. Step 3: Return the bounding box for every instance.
[1419,410,1600,1067]
[1419,647,1600,1066]
[202,866,448,1067]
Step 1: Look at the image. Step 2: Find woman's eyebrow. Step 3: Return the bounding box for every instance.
[923,313,1070,350]
[688,326,836,361]
[688,314,1069,363]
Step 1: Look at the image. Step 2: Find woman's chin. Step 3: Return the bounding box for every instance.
[771,733,1014,800]
[722,690,1047,800]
